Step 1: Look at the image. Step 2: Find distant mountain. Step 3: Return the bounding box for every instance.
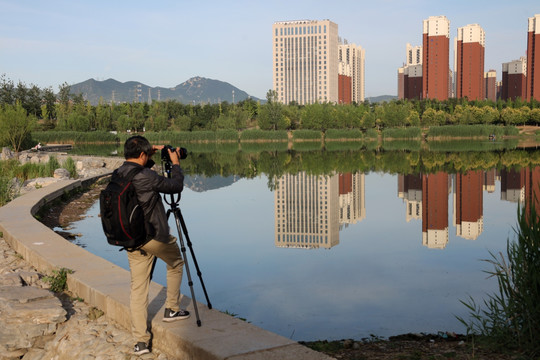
[366,95,398,103]
[69,77,261,105]
[183,174,240,192]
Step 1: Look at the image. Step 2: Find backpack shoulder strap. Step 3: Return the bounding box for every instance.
[112,166,144,183]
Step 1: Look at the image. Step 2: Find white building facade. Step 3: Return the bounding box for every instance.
[273,20,339,104]
[338,42,365,103]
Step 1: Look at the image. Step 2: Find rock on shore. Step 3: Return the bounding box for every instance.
[0,236,168,360]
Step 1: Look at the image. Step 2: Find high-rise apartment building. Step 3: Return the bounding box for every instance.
[484,69,497,101]
[454,171,484,240]
[398,43,423,100]
[273,20,339,104]
[502,57,527,100]
[455,24,485,100]
[338,173,366,225]
[422,172,450,249]
[526,14,540,101]
[423,16,451,100]
[398,174,423,222]
[404,64,423,100]
[338,42,365,103]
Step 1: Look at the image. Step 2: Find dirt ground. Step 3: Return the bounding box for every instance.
[37,184,527,360]
[302,333,526,360]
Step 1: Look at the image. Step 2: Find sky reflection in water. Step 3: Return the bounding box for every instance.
[71,169,522,341]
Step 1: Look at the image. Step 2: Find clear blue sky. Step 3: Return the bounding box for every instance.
[0,0,538,99]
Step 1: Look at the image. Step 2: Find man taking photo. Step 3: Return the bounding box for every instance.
[117,135,190,355]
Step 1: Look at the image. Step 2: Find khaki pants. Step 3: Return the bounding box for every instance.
[127,236,184,343]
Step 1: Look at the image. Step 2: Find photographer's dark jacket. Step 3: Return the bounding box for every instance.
[117,161,184,243]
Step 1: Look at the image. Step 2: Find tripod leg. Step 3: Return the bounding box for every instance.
[173,208,202,326]
[177,208,212,309]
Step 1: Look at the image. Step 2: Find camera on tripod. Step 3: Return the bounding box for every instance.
[161,145,188,164]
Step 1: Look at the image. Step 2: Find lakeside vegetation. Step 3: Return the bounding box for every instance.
[0,156,77,206]
[1,75,540,152]
[457,203,540,357]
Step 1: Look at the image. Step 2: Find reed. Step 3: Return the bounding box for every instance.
[325,129,364,140]
[382,127,422,139]
[381,140,422,151]
[427,125,517,138]
[457,203,540,356]
[240,142,288,153]
[292,130,323,140]
[32,131,118,144]
[240,129,288,141]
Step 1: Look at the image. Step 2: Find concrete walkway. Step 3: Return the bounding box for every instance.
[0,177,332,359]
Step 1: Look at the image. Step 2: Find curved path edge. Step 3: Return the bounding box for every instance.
[0,174,332,360]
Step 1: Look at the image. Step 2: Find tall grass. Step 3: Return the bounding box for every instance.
[143,131,217,143]
[0,156,75,206]
[292,142,322,152]
[240,129,288,141]
[32,131,118,144]
[10,156,60,180]
[428,139,518,152]
[427,125,517,138]
[325,141,366,151]
[63,157,78,178]
[240,142,288,153]
[292,130,322,140]
[0,161,18,206]
[365,129,379,139]
[382,127,422,139]
[382,140,422,151]
[325,129,364,140]
[457,203,540,356]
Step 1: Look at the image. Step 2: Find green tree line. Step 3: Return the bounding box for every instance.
[2,75,540,151]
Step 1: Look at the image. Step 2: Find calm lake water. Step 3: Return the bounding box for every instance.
[67,148,536,341]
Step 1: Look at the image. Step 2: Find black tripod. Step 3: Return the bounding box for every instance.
[163,164,212,327]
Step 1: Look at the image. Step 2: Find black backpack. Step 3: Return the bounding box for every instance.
[100,167,148,251]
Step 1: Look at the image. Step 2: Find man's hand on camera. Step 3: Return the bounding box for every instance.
[167,147,180,165]
[145,145,164,158]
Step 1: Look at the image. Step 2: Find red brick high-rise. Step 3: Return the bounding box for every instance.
[423,16,450,100]
[526,14,540,101]
[338,73,352,104]
[454,171,484,240]
[422,172,449,249]
[455,24,485,100]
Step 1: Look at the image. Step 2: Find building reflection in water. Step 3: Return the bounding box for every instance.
[274,166,540,251]
[274,172,365,249]
[453,170,483,241]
